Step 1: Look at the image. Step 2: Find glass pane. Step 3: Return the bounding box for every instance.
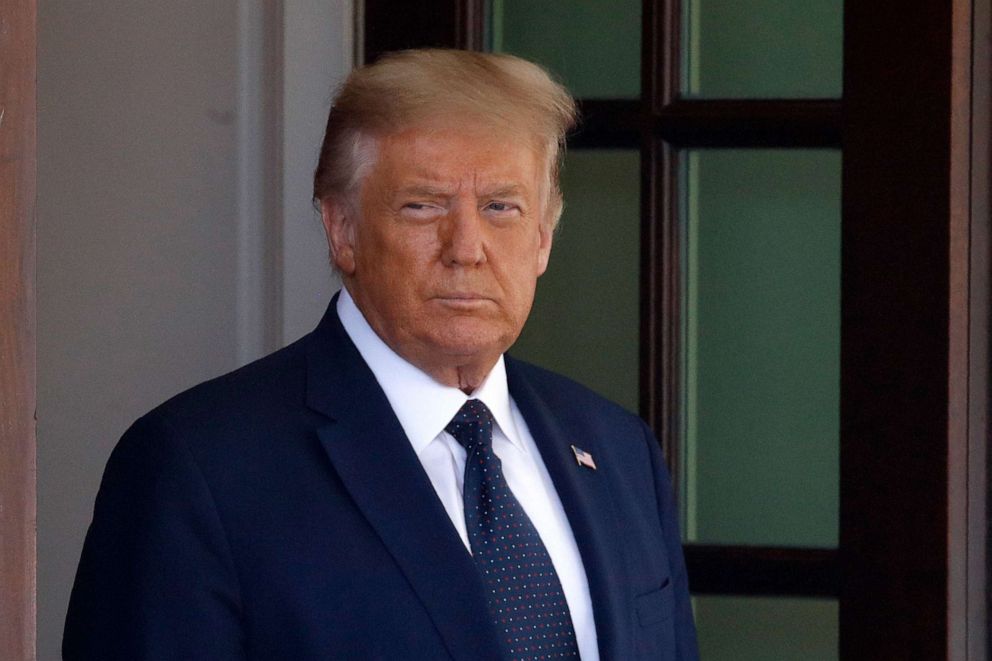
[684,0,842,98]
[489,0,641,99]
[682,149,840,547]
[511,150,640,413]
[693,595,838,660]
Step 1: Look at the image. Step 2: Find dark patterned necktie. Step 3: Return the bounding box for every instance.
[446,399,580,660]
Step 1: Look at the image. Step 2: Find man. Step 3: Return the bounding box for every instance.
[64,50,698,660]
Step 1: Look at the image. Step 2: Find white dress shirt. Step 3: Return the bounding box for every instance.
[337,288,599,660]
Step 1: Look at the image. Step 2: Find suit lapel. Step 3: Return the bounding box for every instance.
[305,301,502,661]
[506,358,634,661]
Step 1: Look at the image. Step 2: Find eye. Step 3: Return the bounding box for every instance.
[400,202,444,220]
[484,200,521,216]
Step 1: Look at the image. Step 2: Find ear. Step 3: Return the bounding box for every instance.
[320,197,357,275]
[536,222,553,277]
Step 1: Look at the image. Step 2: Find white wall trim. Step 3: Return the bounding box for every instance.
[353,0,365,66]
[236,0,284,362]
[279,0,353,345]
[236,0,355,355]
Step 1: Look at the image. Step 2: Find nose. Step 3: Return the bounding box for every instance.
[441,203,487,267]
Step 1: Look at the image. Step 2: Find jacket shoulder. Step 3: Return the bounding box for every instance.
[505,355,645,430]
[138,334,313,439]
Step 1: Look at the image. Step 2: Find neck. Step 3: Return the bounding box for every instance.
[423,361,495,395]
[371,331,501,396]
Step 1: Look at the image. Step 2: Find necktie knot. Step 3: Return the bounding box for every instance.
[445,399,495,452]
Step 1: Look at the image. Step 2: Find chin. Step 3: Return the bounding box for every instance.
[427,325,514,360]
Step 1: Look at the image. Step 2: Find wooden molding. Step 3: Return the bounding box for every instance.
[0,0,38,658]
[685,545,840,597]
[658,98,841,148]
[363,0,460,62]
[841,0,956,657]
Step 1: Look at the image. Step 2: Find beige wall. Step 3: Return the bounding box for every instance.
[36,2,351,658]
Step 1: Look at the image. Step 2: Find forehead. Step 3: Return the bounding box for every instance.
[370,123,547,189]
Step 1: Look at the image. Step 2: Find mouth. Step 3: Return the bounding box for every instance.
[432,293,494,310]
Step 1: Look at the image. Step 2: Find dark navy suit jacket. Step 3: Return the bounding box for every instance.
[64,300,698,660]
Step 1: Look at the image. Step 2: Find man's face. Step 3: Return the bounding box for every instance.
[324,123,553,387]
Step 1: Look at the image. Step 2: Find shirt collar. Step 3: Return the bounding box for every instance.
[336,287,525,455]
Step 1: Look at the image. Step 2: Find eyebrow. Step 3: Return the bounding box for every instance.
[394,182,529,198]
[395,184,457,197]
[479,184,527,198]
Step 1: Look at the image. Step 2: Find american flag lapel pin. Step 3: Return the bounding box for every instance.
[571,445,597,470]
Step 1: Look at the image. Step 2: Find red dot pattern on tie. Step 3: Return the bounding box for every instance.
[446,400,580,660]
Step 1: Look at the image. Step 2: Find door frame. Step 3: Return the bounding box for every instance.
[840,0,988,656]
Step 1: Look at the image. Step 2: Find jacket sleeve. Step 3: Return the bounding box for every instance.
[643,419,700,660]
[63,412,247,660]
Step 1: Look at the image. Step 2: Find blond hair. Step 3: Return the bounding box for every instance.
[312,49,578,229]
